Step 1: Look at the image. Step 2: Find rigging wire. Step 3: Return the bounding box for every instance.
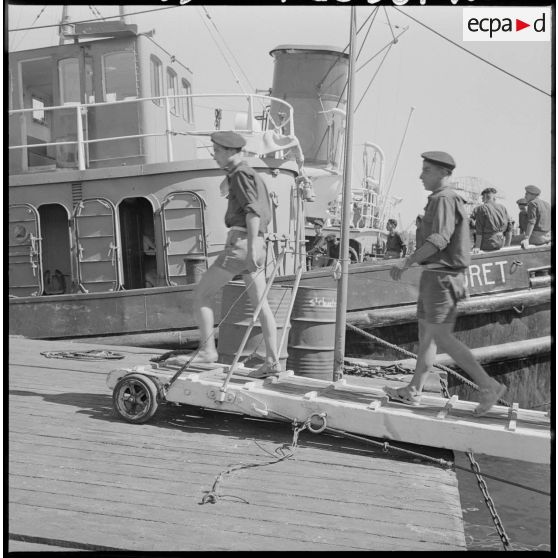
[354,43,393,112]
[378,105,415,223]
[200,6,255,94]
[11,5,47,51]
[88,6,106,21]
[197,6,247,95]
[392,6,550,97]
[317,8,379,91]
[383,5,397,44]
[8,5,179,33]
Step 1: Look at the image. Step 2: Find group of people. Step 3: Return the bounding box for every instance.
[468,184,550,252]
[177,131,548,418]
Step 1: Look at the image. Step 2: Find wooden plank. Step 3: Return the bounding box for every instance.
[9,336,467,551]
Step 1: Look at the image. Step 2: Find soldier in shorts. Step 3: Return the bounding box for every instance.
[191,131,281,377]
[387,151,506,417]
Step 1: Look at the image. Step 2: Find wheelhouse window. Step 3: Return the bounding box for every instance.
[59,57,94,104]
[166,68,178,114]
[181,79,193,123]
[150,55,163,105]
[58,58,80,104]
[84,57,94,103]
[102,51,137,102]
[32,96,45,123]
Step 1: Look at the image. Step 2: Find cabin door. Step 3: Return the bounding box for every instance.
[8,204,44,297]
[74,198,121,293]
[118,197,158,290]
[161,192,207,285]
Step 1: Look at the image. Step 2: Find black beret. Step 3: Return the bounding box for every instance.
[516,198,528,205]
[524,185,541,195]
[421,151,456,171]
[210,131,246,149]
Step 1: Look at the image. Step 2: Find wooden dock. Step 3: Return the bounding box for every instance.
[9,336,467,551]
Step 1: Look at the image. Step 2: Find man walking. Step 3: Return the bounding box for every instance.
[386,151,506,416]
[187,131,281,378]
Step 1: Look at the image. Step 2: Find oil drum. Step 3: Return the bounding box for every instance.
[184,255,207,284]
[218,281,292,368]
[286,286,337,380]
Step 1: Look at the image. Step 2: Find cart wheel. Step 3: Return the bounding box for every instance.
[113,373,159,423]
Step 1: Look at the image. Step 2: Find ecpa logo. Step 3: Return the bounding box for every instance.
[463,8,551,42]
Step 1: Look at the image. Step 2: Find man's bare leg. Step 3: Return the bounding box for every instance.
[193,265,235,361]
[243,271,279,367]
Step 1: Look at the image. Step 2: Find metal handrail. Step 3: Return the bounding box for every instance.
[9,93,296,170]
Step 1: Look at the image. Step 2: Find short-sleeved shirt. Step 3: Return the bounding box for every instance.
[385,232,406,255]
[474,202,511,236]
[526,198,551,233]
[224,162,272,234]
[418,186,471,270]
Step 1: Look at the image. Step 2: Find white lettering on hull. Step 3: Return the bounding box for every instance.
[465,260,508,288]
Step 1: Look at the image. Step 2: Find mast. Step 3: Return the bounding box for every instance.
[333,6,357,382]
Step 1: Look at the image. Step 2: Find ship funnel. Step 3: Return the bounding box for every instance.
[269,45,349,167]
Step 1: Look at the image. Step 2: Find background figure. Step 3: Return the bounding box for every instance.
[306,218,328,269]
[472,187,512,252]
[325,234,358,265]
[516,198,529,235]
[521,185,551,247]
[384,218,407,259]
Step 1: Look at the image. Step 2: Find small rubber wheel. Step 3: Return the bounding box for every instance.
[113,373,159,424]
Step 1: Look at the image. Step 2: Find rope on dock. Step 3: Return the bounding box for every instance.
[40,350,124,361]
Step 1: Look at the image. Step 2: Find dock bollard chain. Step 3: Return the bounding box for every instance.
[467,452,512,551]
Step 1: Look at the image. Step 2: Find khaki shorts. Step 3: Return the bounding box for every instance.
[417,269,467,325]
[213,229,266,275]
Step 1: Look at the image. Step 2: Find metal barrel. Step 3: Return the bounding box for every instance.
[184,255,207,284]
[286,286,337,380]
[218,281,293,368]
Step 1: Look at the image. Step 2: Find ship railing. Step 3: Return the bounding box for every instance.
[8,93,295,172]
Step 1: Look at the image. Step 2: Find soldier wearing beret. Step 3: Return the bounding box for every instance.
[306,218,328,268]
[190,130,281,377]
[386,151,506,416]
[521,185,551,248]
[472,187,512,253]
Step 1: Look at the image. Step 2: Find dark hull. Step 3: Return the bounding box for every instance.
[10,245,550,343]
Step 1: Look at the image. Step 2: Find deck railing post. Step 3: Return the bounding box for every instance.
[165,97,174,162]
[76,105,86,171]
[247,95,254,133]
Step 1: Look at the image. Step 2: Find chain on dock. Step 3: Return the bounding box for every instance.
[466,452,512,550]
[344,323,522,550]
[199,417,311,505]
